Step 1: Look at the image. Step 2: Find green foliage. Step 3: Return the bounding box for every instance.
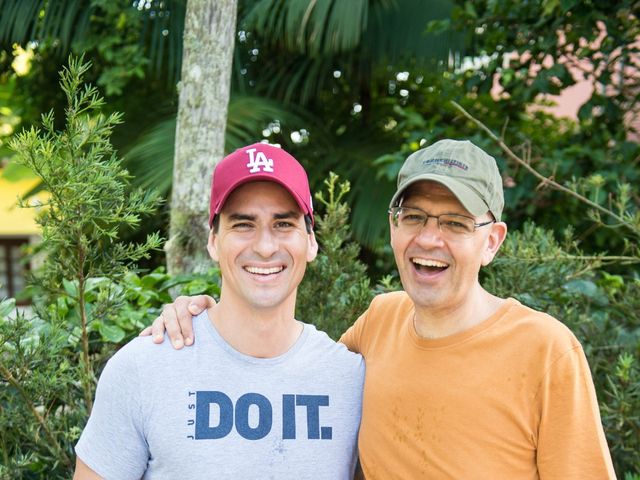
[0,268,221,478]
[297,173,377,339]
[10,57,163,293]
[447,0,640,254]
[603,352,640,473]
[0,303,79,478]
[45,268,220,345]
[75,1,150,96]
[2,0,639,264]
[124,95,310,194]
[453,0,640,139]
[0,2,639,476]
[1,0,155,100]
[0,56,179,478]
[2,0,470,256]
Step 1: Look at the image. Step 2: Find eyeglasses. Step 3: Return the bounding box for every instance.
[388,206,495,238]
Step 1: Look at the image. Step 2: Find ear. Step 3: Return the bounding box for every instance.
[207,229,219,262]
[306,230,319,263]
[481,221,507,267]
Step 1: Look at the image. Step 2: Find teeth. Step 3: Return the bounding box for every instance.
[245,266,284,275]
[412,258,448,268]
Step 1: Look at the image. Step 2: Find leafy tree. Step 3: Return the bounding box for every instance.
[0,56,158,478]
[297,173,380,339]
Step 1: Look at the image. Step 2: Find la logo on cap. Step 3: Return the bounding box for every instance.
[246,147,274,173]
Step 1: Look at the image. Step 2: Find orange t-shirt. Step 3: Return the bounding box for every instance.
[340,292,615,479]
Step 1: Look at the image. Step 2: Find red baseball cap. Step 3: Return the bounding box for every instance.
[209,143,314,227]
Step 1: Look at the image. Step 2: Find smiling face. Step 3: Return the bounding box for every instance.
[390,181,506,315]
[208,181,318,315]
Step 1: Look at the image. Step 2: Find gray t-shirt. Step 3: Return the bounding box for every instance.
[75,312,365,480]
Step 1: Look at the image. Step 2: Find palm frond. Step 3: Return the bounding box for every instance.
[0,0,92,53]
[258,55,337,105]
[366,0,463,65]
[124,116,176,193]
[0,0,44,45]
[226,95,310,147]
[244,0,369,55]
[242,0,462,62]
[308,133,397,248]
[0,0,185,86]
[237,0,465,107]
[141,0,186,86]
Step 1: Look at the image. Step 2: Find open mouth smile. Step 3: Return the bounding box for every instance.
[411,257,449,274]
[244,265,285,275]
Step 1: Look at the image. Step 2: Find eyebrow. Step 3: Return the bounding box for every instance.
[227,210,301,222]
[227,213,256,222]
[273,210,302,220]
[400,204,474,219]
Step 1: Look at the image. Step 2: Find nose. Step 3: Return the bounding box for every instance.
[252,226,279,258]
[414,216,445,247]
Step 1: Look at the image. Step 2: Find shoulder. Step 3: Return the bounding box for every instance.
[364,291,413,319]
[357,290,413,333]
[96,337,162,388]
[110,334,177,364]
[502,299,582,355]
[303,324,364,373]
[102,323,203,382]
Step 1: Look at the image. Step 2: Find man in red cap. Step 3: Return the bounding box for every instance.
[74,143,365,479]
[142,139,614,479]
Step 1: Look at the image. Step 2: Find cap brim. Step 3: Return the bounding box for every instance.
[211,174,313,226]
[389,174,489,217]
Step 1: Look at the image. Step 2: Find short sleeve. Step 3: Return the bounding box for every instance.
[339,308,370,355]
[535,345,615,479]
[75,343,149,479]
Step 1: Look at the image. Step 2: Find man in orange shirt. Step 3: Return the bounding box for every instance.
[145,139,615,478]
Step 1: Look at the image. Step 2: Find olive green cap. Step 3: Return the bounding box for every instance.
[389,139,504,221]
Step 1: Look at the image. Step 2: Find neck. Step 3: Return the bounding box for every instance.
[207,298,302,358]
[413,285,506,339]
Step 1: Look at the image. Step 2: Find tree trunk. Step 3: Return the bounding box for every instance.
[166,0,238,275]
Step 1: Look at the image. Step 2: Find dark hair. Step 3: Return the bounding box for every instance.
[304,215,313,234]
[211,215,220,233]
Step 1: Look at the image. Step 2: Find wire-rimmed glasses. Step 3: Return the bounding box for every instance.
[389,206,495,238]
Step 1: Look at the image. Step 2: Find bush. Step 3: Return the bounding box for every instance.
[0,268,220,479]
[297,173,390,340]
